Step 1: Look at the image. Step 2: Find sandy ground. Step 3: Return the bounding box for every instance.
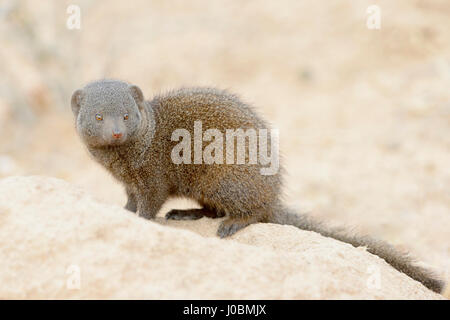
[0,0,449,297]
[0,176,445,299]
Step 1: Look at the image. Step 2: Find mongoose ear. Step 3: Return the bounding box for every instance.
[129,85,144,110]
[71,89,84,117]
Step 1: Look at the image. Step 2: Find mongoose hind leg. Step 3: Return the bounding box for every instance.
[217,217,250,238]
[217,215,263,238]
[166,208,225,220]
[217,206,271,238]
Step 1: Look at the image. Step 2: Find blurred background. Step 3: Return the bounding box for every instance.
[0,0,449,278]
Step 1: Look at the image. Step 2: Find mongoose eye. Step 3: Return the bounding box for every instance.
[95,114,103,121]
[123,113,129,120]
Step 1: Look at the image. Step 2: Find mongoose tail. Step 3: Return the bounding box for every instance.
[271,208,445,293]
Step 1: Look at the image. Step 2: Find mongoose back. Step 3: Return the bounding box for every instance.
[71,79,444,293]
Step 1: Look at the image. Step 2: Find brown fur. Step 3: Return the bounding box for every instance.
[72,79,444,293]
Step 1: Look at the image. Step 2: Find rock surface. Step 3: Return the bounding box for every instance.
[0,176,444,299]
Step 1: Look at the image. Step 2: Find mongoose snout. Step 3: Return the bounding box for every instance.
[112,130,123,140]
[71,79,445,293]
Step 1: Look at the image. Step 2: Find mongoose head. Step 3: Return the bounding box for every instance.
[71,80,145,148]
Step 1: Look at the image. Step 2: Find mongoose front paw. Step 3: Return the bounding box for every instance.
[217,218,250,238]
[138,211,157,220]
[124,202,137,213]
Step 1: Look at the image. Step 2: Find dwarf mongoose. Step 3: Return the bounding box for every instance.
[71,79,444,293]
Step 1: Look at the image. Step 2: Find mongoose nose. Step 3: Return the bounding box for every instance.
[112,131,123,139]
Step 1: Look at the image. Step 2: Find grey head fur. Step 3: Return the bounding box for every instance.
[71,79,146,148]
